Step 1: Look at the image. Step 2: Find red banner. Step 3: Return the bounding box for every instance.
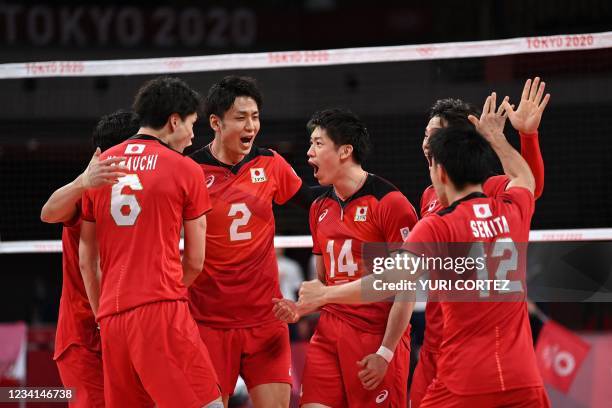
[535,321,590,393]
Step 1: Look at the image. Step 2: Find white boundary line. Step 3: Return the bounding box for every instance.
[1,31,611,79]
[1,228,611,254]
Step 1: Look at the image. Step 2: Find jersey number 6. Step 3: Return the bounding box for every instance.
[110,174,143,226]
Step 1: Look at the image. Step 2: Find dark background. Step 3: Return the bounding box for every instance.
[0,0,611,328]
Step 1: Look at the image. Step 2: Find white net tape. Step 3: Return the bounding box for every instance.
[2,228,612,254]
[0,31,611,79]
[2,32,610,254]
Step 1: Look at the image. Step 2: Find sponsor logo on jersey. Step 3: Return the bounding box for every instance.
[473,203,492,218]
[318,209,329,222]
[250,168,267,183]
[427,199,438,213]
[206,175,215,188]
[124,143,145,155]
[354,206,368,222]
[375,389,389,403]
[400,227,410,240]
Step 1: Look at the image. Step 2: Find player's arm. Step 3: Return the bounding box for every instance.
[41,148,127,223]
[286,183,329,210]
[469,92,536,194]
[79,220,101,316]
[182,214,207,287]
[506,77,550,198]
[357,275,414,390]
[299,218,433,310]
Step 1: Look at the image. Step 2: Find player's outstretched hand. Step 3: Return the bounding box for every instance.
[505,77,551,134]
[272,298,299,323]
[81,147,128,189]
[357,354,389,390]
[468,92,510,145]
[298,279,328,311]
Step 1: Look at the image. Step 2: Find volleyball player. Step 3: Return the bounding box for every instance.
[412,77,548,407]
[41,110,137,408]
[79,77,222,408]
[188,76,307,408]
[275,108,418,407]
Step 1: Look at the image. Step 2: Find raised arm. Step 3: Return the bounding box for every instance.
[182,214,207,287]
[41,148,127,223]
[469,92,536,194]
[506,77,550,198]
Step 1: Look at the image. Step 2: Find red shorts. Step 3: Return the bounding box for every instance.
[197,319,292,396]
[300,312,410,408]
[55,345,104,408]
[420,379,551,408]
[409,347,439,408]
[99,300,220,408]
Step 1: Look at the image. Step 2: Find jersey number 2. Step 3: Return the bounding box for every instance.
[228,203,252,241]
[110,175,143,226]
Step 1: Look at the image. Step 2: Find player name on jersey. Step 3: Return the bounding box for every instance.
[108,154,159,172]
[470,215,510,239]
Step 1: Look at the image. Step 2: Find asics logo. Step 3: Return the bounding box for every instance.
[376,389,389,403]
[318,209,329,222]
[206,175,215,187]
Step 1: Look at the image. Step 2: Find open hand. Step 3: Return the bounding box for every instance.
[81,148,128,189]
[505,77,550,134]
[468,92,510,145]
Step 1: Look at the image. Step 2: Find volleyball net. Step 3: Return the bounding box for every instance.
[1,30,611,247]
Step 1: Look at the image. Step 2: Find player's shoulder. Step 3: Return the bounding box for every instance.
[483,174,510,195]
[362,174,402,201]
[311,186,333,206]
[421,185,436,203]
[436,192,483,218]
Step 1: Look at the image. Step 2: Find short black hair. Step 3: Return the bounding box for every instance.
[132,76,201,129]
[204,76,263,119]
[428,126,496,189]
[307,108,371,164]
[429,98,481,127]
[92,109,140,151]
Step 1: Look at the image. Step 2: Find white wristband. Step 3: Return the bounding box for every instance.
[376,346,394,363]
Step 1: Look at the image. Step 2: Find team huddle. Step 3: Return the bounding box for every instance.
[41,75,550,407]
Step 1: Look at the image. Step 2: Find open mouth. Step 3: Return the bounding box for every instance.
[308,160,319,177]
[240,136,254,147]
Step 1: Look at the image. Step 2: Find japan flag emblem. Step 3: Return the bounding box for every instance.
[354,206,368,222]
[250,168,267,183]
[473,204,492,219]
[124,144,145,155]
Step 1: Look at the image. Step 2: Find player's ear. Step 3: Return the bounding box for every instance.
[168,113,181,132]
[340,144,353,160]
[209,114,221,132]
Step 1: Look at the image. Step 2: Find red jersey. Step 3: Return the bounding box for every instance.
[406,188,542,394]
[54,206,100,360]
[188,146,302,328]
[82,135,211,320]
[419,175,510,352]
[420,175,509,217]
[310,174,418,334]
